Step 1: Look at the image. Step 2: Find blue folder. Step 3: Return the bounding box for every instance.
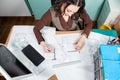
[100,44,120,61]
[102,60,120,80]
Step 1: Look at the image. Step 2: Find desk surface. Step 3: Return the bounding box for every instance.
[2,25,118,80]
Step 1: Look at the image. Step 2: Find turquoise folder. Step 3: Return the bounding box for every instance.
[100,44,120,61]
[92,29,117,38]
[102,60,120,80]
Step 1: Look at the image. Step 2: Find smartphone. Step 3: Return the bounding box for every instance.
[22,44,45,66]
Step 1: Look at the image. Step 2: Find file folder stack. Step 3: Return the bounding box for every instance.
[94,44,120,80]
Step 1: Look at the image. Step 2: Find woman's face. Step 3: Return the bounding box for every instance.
[64,4,80,17]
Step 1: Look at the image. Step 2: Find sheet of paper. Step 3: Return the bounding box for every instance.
[8,26,38,50]
[40,27,82,67]
[52,40,95,80]
[89,32,116,44]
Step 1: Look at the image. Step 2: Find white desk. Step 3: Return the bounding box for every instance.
[4,25,112,80]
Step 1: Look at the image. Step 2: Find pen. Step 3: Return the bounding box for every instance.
[111,38,120,45]
[113,38,119,43]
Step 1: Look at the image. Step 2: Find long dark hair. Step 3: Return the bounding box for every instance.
[53,0,85,20]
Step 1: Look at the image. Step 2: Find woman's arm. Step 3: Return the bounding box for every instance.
[74,9,92,50]
[33,9,52,44]
[80,9,93,37]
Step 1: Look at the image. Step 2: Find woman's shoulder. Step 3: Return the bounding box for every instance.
[79,9,89,17]
[80,9,87,14]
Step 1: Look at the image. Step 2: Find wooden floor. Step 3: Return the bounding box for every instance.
[0,16,39,44]
[0,76,6,80]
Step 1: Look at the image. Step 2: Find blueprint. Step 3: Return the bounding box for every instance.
[40,26,115,67]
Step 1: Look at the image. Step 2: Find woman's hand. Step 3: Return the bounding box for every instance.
[74,34,87,50]
[40,41,52,53]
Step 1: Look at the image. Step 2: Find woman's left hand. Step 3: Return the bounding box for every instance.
[74,34,87,50]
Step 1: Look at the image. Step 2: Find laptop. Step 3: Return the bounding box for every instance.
[0,44,49,80]
[0,44,33,80]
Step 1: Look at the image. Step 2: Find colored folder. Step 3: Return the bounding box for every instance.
[100,44,120,61]
[102,60,120,80]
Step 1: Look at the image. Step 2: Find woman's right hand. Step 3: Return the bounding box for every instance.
[40,41,52,53]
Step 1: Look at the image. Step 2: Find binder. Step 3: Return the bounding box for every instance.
[102,60,120,80]
[95,44,120,80]
[99,44,120,61]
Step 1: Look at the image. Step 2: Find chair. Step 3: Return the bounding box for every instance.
[51,0,56,5]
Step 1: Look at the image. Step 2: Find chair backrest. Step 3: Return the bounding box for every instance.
[51,0,56,5]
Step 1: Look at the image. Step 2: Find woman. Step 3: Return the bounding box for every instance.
[34,0,93,52]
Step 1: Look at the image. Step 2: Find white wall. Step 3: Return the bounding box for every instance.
[0,0,31,16]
